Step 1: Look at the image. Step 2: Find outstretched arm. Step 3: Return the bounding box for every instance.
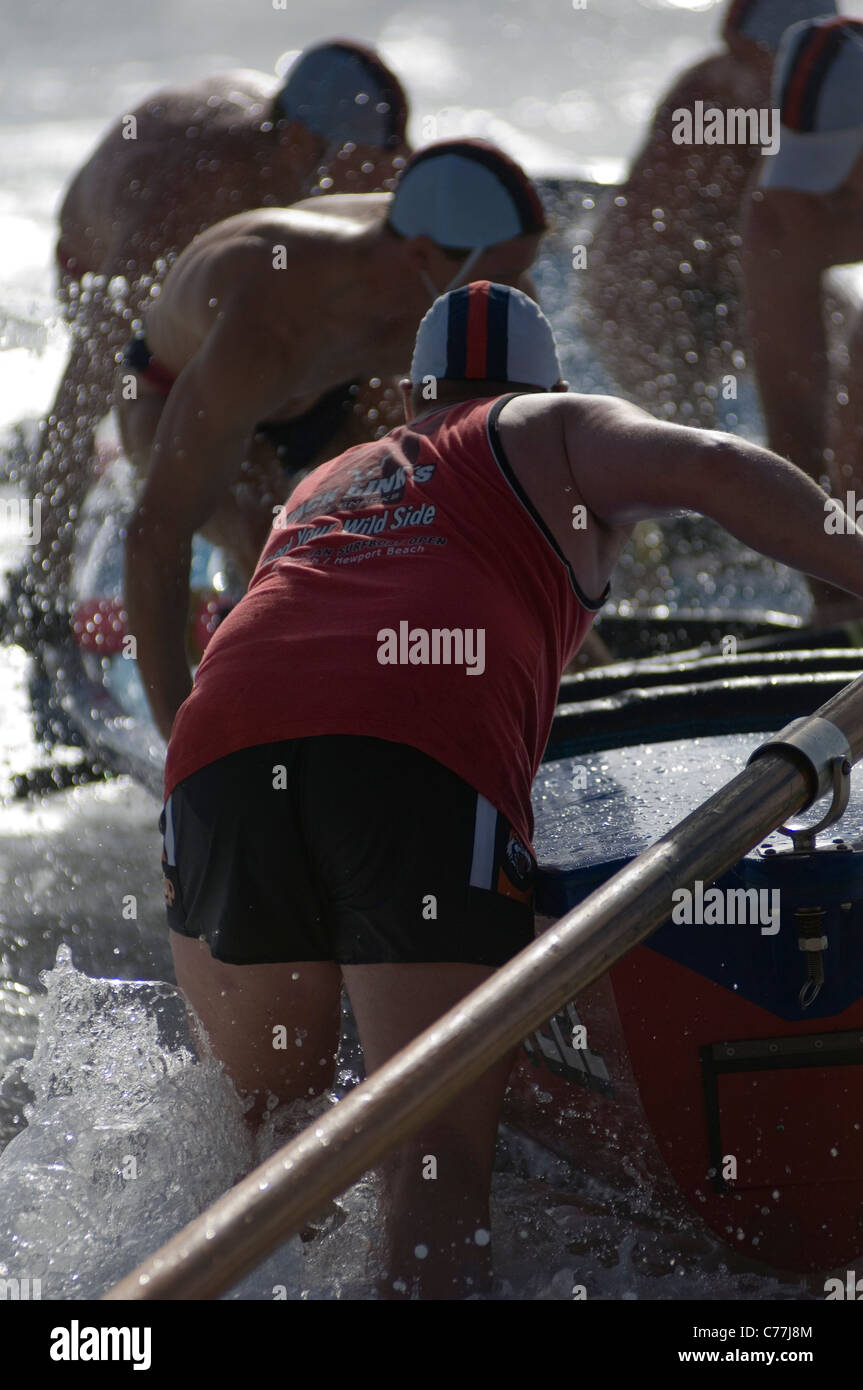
[566,396,863,603]
[124,309,300,740]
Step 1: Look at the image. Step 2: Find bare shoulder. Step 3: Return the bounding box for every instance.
[177,206,329,259]
[497,390,650,439]
[495,393,624,487]
[192,69,278,100]
[191,209,363,334]
[287,192,392,226]
[620,53,749,186]
[494,393,633,591]
[133,69,276,123]
[656,52,740,112]
[197,198,388,248]
[171,199,370,282]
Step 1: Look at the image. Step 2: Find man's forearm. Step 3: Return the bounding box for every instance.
[124,518,193,741]
[704,437,863,600]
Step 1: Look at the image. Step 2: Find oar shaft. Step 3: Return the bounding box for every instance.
[105,675,863,1300]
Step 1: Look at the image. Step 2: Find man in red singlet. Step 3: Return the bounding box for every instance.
[161,282,863,1300]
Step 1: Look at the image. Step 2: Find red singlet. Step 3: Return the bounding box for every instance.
[164,395,608,851]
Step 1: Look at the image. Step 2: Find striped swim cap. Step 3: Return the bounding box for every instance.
[390,140,547,250]
[409,281,562,388]
[275,40,408,149]
[724,0,837,54]
[761,17,863,192]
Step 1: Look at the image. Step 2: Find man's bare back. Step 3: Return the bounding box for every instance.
[580,43,770,423]
[57,45,409,288]
[119,197,421,564]
[58,72,299,280]
[142,198,408,397]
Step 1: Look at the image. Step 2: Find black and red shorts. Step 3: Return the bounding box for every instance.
[160,735,535,967]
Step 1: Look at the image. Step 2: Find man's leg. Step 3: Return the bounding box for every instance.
[342,961,515,1300]
[170,932,342,1126]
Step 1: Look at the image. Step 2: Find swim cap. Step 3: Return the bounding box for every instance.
[389,140,547,250]
[724,0,837,54]
[410,281,562,388]
[275,40,408,148]
[760,18,863,193]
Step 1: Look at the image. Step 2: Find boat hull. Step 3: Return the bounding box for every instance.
[510,729,863,1276]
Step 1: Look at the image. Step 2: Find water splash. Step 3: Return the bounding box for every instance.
[0,946,283,1298]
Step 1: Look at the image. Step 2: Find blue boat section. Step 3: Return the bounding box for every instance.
[532,734,863,1022]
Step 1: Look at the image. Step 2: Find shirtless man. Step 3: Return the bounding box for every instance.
[119,140,548,739]
[159,282,863,1299]
[17,40,409,621]
[743,15,863,622]
[579,0,834,424]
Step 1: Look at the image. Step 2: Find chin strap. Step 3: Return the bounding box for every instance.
[420,245,485,302]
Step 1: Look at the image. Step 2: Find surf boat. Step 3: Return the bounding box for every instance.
[507,643,863,1279]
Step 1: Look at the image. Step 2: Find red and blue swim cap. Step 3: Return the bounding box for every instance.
[389,140,547,250]
[410,281,562,388]
[724,0,837,53]
[761,17,863,192]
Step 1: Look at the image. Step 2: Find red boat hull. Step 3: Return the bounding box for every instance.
[505,944,863,1275]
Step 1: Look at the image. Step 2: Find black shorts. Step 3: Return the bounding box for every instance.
[160,736,536,967]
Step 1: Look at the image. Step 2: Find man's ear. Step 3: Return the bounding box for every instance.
[399,377,414,421]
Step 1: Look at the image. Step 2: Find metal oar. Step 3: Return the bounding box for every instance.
[104,673,863,1301]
